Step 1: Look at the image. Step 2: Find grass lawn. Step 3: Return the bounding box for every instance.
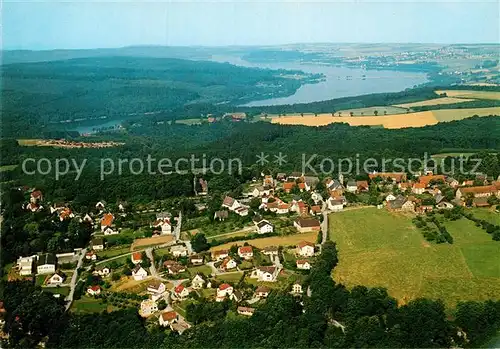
[43,286,70,297]
[97,245,131,259]
[188,265,212,276]
[36,274,48,286]
[215,272,244,284]
[197,288,216,299]
[71,296,108,313]
[470,208,500,226]
[329,207,500,307]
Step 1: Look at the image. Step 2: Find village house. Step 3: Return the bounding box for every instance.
[386,196,415,212]
[303,176,320,190]
[58,208,74,221]
[234,206,249,217]
[16,255,36,276]
[385,194,397,202]
[263,175,274,187]
[83,213,93,224]
[250,266,278,282]
[220,257,237,272]
[140,299,158,317]
[86,285,101,296]
[30,190,43,203]
[26,202,42,212]
[310,205,322,216]
[173,284,190,300]
[95,201,106,211]
[85,250,98,261]
[251,185,272,198]
[291,283,303,295]
[212,249,229,261]
[238,246,254,260]
[446,177,459,188]
[283,182,296,193]
[222,196,241,211]
[437,201,454,210]
[214,210,229,221]
[131,252,143,264]
[163,261,186,275]
[296,241,315,257]
[216,283,234,302]
[289,172,303,180]
[346,180,357,193]
[93,265,111,277]
[190,255,204,265]
[255,220,274,234]
[37,253,57,275]
[48,271,66,285]
[294,218,321,233]
[197,178,208,196]
[100,213,117,235]
[325,178,343,191]
[237,306,255,316]
[262,246,279,257]
[255,286,271,298]
[412,183,427,195]
[311,192,323,204]
[147,281,167,301]
[151,217,172,235]
[296,259,312,270]
[132,265,148,281]
[277,173,287,181]
[170,245,188,257]
[327,197,344,212]
[159,311,178,327]
[191,274,206,289]
[456,185,500,200]
[418,174,446,187]
[357,181,369,192]
[91,238,104,251]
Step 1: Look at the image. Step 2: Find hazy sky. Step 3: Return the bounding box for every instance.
[3,0,499,50]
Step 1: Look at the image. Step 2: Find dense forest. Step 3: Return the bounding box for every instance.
[2,243,500,348]
[1,56,322,137]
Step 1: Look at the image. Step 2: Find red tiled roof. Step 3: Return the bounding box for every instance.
[174,284,185,294]
[460,186,497,195]
[31,190,42,199]
[101,213,114,227]
[219,283,232,290]
[419,175,445,186]
[161,311,178,321]
[297,241,315,249]
[283,182,295,191]
[132,252,142,261]
[238,246,253,254]
[89,285,101,291]
[296,259,309,265]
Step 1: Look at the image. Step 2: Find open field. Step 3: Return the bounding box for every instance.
[394,97,476,108]
[330,208,500,307]
[97,245,131,259]
[215,272,244,284]
[431,152,475,159]
[435,90,500,100]
[188,265,212,276]
[131,235,174,250]
[336,106,408,116]
[209,231,317,251]
[269,107,500,129]
[471,208,500,226]
[432,107,500,122]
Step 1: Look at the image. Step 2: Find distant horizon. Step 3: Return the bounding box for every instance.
[3,42,500,52]
[4,0,498,50]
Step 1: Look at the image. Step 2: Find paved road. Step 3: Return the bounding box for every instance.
[145,248,158,278]
[174,211,182,241]
[65,247,87,311]
[321,200,329,244]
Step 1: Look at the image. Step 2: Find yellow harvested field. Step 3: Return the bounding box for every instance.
[209,232,317,251]
[131,235,174,249]
[270,111,438,129]
[394,97,476,108]
[435,90,500,100]
[270,107,500,129]
[432,107,500,122]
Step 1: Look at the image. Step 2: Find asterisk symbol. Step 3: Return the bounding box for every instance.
[274,152,287,165]
[256,152,269,165]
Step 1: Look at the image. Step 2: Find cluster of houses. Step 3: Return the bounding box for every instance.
[376,172,500,212]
